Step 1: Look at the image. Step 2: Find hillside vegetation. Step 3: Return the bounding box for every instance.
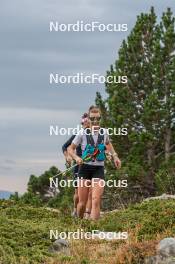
[0,199,175,264]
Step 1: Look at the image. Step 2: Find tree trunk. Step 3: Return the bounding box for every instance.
[146,142,156,194]
[165,127,171,161]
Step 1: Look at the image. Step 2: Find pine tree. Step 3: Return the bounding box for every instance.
[96,7,175,196]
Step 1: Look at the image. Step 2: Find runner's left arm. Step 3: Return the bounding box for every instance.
[105,134,121,169]
[106,142,121,169]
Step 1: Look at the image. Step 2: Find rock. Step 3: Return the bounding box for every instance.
[46,207,60,213]
[144,238,175,264]
[54,239,69,247]
[143,194,175,202]
[157,238,175,258]
[144,255,175,264]
[49,239,70,255]
[144,255,160,264]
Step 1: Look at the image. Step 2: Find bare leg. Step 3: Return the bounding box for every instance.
[90,179,104,220]
[84,187,92,219]
[73,188,79,214]
[77,179,90,218]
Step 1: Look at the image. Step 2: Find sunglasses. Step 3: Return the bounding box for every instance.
[89,116,101,121]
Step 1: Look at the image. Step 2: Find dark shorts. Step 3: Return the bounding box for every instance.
[77,164,104,180]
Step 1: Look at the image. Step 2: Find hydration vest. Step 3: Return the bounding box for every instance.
[82,129,106,162]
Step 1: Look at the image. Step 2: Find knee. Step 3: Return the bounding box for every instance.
[74,192,79,200]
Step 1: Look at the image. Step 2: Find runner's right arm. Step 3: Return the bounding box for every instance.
[68,133,83,165]
[68,144,83,165]
[62,135,75,164]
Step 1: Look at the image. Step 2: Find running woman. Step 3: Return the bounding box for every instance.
[62,113,91,217]
[69,105,121,220]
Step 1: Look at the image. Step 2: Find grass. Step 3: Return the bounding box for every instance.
[0,198,175,264]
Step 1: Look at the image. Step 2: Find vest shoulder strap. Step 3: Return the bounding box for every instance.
[85,128,105,147]
[97,131,105,145]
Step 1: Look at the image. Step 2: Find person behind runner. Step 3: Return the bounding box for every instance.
[62,113,90,217]
[69,105,121,220]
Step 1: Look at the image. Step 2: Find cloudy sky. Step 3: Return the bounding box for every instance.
[0,0,175,193]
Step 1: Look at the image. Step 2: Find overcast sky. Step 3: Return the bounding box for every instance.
[0,0,175,193]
